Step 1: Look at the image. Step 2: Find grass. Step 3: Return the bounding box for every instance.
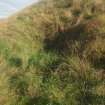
[0,0,105,105]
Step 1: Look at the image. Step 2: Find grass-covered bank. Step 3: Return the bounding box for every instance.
[0,0,105,105]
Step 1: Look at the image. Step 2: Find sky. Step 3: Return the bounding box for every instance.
[0,0,38,18]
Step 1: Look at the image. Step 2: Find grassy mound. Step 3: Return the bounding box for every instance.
[0,0,105,105]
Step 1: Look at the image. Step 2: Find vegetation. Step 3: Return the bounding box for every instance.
[0,0,105,104]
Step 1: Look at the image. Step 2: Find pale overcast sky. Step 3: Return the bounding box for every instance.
[0,0,38,18]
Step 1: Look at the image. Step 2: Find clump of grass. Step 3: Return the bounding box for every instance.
[0,39,11,59]
[28,51,61,70]
[7,55,23,68]
[57,56,104,105]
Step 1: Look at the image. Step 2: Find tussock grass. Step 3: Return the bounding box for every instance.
[0,0,105,105]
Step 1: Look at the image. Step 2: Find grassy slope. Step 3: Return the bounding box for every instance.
[0,0,105,105]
